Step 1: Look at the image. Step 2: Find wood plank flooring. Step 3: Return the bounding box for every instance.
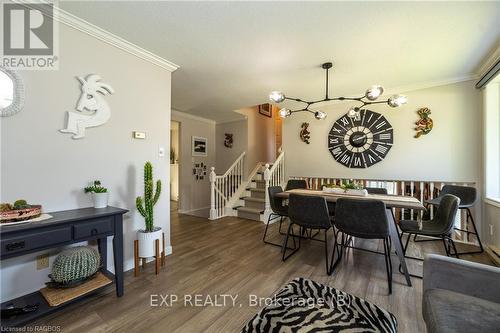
[32,209,493,333]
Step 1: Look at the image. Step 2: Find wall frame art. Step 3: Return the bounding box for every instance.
[192,136,207,156]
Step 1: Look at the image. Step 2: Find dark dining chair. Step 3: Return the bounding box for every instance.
[425,185,482,254]
[285,179,308,191]
[365,187,388,195]
[283,194,333,274]
[263,186,289,248]
[399,194,460,278]
[330,198,393,294]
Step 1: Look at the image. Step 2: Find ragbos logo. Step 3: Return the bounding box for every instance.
[1,2,59,69]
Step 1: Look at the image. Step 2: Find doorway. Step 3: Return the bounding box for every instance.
[170,121,180,211]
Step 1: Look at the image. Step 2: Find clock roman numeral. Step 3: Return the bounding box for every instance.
[379,133,391,140]
[375,121,387,130]
[341,117,349,127]
[331,146,342,157]
[375,144,389,155]
[353,156,362,167]
[329,137,340,144]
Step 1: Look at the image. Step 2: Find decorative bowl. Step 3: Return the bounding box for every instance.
[0,205,42,223]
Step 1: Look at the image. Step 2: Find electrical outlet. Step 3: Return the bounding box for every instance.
[37,254,49,270]
[490,224,494,236]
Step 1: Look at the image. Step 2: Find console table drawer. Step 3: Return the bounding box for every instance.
[73,217,114,240]
[1,226,72,255]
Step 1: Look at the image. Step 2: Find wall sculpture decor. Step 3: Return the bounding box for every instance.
[414,107,433,138]
[193,162,207,180]
[0,67,25,117]
[299,122,310,144]
[328,110,393,168]
[224,133,233,148]
[60,74,114,139]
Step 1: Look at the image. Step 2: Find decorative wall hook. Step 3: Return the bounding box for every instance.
[300,122,311,144]
[414,107,433,138]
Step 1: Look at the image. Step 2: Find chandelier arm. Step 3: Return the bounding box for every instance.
[284,96,310,104]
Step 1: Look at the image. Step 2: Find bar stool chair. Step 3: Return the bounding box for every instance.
[263,186,290,248]
[330,198,393,294]
[282,194,333,274]
[426,185,483,254]
[285,179,308,191]
[399,194,460,278]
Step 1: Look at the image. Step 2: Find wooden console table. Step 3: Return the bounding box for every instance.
[0,206,128,328]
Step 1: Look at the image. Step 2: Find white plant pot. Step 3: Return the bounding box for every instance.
[92,192,108,208]
[137,227,162,258]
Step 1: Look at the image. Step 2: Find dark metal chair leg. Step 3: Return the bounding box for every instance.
[324,229,329,274]
[282,223,300,261]
[383,238,392,294]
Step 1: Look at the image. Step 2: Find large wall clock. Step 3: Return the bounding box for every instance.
[328,110,393,168]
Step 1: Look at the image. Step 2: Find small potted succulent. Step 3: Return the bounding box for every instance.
[84,180,108,208]
[136,162,162,258]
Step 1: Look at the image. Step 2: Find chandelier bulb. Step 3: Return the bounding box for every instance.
[365,85,384,101]
[269,91,285,103]
[314,111,327,120]
[279,108,291,118]
[388,94,408,107]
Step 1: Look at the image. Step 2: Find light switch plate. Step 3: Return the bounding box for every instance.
[133,131,146,139]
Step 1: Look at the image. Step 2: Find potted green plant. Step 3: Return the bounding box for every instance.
[84,180,108,208]
[136,162,162,258]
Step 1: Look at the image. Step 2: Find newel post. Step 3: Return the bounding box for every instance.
[209,167,217,220]
[263,163,271,222]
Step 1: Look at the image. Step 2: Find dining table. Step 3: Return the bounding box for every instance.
[275,188,426,287]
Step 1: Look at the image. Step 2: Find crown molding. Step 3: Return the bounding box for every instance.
[171,110,216,125]
[385,74,479,95]
[216,117,248,125]
[13,0,179,72]
[477,45,500,77]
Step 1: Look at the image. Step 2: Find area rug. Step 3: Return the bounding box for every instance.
[242,277,397,333]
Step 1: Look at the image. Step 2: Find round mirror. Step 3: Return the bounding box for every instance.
[0,68,24,117]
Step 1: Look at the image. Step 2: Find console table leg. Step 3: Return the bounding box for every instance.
[155,239,160,275]
[134,240,139,277]
[97,237,108,270]
[113,216,124,297]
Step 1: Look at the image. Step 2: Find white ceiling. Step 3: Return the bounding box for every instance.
[61,1,499,122]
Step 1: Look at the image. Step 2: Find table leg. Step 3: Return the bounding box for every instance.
[97,237,108,270]
[387,210,412,287]
[113,216,124,297]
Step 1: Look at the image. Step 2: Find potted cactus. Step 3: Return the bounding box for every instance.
[84,180,108,208]
[136,162,162,258]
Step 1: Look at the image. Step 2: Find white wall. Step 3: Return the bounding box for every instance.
[171,110,215,217]
[215,119,248,172]
[0,24,173,301]
[236,106,276,170]
[282,80,482,183]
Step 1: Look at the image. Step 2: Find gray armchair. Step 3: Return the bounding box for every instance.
[423,254,500,332]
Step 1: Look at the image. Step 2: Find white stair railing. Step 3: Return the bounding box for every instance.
[209,152,246,220]
[263,151,285,217]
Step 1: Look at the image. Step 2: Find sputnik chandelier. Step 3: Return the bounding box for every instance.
[269,62,407,120]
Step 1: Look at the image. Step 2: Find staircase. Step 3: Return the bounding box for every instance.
[234,166,267,221]
[209,151,285,222]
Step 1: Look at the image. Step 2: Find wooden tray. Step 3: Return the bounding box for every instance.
[0,205,42,223]
[40,272,112,307]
